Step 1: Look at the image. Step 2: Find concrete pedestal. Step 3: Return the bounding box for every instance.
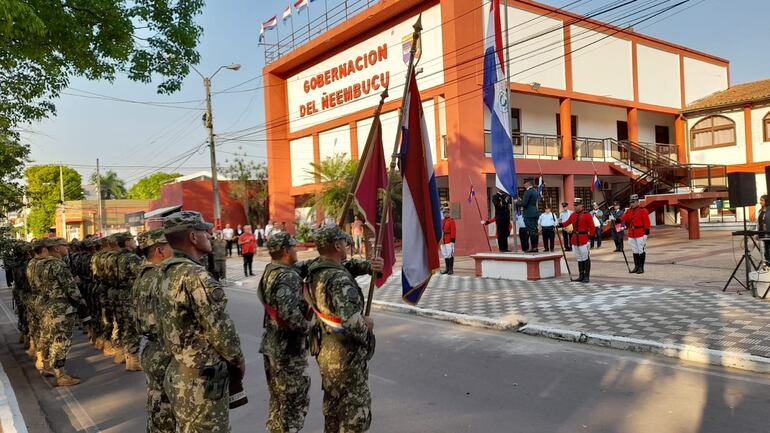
[471,252,563,281]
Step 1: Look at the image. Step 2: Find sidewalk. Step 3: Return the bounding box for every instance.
[226,227,770,373]
[372,274,770,375]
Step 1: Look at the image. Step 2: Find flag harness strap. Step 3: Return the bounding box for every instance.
[257,265,311,330]
[303,265,348,335]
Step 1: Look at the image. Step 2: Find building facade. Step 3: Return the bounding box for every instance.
[681,78,770,220]
[264,0,730,254]
[55,199,152,240]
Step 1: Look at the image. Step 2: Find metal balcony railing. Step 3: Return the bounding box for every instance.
[261,0,379,65]
[512,132,561,159]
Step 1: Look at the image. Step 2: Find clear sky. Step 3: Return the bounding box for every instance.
[25,0,770,185]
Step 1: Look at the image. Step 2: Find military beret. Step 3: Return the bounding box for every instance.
[163,211,213,234]
[266,231,299,253]
[137,229,167,250]
[312,224,352,250]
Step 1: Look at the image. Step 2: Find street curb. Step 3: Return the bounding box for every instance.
[372,301,526,331]
[0,356,28,433]
[373,301,770,374]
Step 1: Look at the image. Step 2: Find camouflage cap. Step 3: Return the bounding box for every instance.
[104,234,119,247]
[266,231,299,253]
[312,224,353,250]
[113,232,134,243]
[137,229,167,250]
[163,211,213,234]
[69,239,81,249]
[47,237,68,247]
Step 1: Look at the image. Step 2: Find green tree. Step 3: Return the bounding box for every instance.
[24,165,83,236]
[0,0,205,127]
[0,132,30,216]
[127,172,181,199]
[219,150,268,225]
[304,154,358,221]
[91,170,127,200]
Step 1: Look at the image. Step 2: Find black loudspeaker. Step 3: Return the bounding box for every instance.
[765,166,770,195]
[727,172,757,208]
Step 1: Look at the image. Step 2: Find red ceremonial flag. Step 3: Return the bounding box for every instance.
[353,116,395,287]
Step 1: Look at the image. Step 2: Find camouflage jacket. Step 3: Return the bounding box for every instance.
[26,256,52,298]
[258,262,310,359]
[41,257,82,304]
[132,262,162,338]
[306,257,370,346]
[157,250,243,369]
[116,250,141,289]
[12,257,30,295]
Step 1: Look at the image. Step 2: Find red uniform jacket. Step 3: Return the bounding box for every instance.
[442,217,457,244]
[620,207,651,238]
[564,211,594,246]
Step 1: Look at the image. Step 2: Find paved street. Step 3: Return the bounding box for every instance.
[1,258,770,433]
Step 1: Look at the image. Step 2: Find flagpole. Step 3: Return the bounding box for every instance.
[306,2,311,40]
[364,15,423,316]
[501,0,518,254]
[469,176,493,252]
[337,89,389,227]
[289,13,296,49]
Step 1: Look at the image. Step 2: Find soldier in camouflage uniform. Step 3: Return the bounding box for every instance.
[259,232,311,433]
[306,224,381,433]
[93,235,120,356]
[5,241,31,346]
[26,238,51,370]
[156,211,245,432]
[38,238,86,386]
[113,232,142,369]
[75,238,99,345]
[133,229,176,433]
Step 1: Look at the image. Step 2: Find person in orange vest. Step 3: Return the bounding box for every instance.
[440,208,457,275]
[563,198,595,283]
[621,194,651,274]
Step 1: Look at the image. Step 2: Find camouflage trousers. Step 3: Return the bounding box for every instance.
[120,292,139,354]
[164,358,231,433]
[317,341,371,433]
[14,292,28,336]
[26,295,43,348]
[40,300,77,369]
[263,354,310,433]
[99,285,115,342]
[140,339,175,433]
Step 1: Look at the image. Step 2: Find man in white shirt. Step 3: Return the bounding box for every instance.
[558,202,573,251]
[538,207,558,252]
[264,220,275,240]
[222,223,235,257]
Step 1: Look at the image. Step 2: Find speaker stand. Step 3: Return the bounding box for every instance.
[722,206,761,296]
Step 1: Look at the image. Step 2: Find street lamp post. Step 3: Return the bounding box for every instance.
[190,63,241,229]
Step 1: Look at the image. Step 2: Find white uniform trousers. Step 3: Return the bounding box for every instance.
[628,235,648,254]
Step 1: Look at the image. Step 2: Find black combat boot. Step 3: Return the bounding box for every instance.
[574,261,585,282]
[441,259,450,274]
[630,254,639,273]
[582,259,591,283]
[636,252,645,274]
[448,257,455,275]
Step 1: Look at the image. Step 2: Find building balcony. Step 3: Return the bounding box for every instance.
[485,131,562,160]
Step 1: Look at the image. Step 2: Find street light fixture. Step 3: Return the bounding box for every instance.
[188,63,241,229]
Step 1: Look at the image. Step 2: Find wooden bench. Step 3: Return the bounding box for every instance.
[471,252,564,281]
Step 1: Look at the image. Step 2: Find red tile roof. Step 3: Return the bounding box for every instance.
[683,78,770,113]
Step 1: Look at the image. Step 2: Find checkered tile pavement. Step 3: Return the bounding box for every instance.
[373,274,770,359]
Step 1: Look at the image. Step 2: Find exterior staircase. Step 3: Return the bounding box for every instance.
[574,138,729,238]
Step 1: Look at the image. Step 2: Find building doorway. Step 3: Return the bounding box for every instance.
[617,121,628,142]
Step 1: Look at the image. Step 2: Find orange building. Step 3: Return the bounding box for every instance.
[264,0,731,254]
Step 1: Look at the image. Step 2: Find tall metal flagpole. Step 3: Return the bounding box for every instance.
[364,15,423,316]
[324,0,329,31]
[502,0,518,253]
[59,164,67,240]
[96,158,105,237]
[289,12,296,49]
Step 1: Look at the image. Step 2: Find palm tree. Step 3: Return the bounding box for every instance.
[91,170,127,200]
[303,154,358,221]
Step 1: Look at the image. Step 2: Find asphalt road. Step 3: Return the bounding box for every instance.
[2,263,770,433]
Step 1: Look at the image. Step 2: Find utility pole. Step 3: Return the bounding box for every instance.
[203,77,222,230]
[59,164,67,240]
[96,158,105,237]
